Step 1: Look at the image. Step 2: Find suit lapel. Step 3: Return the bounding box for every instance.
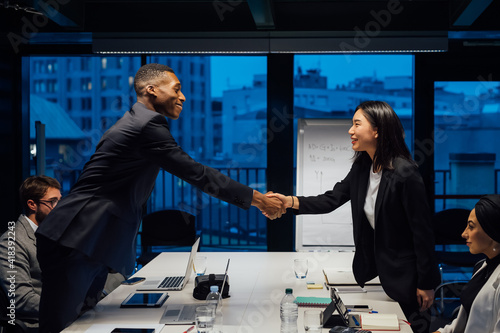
[19,215,37,243]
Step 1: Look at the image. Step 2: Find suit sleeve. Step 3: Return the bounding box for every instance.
[297,166,352,215]
[398,163,441,290]
[138,115,254,210]
[0,227,39,320]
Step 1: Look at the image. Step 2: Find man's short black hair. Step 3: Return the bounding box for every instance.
[134,63,175,95]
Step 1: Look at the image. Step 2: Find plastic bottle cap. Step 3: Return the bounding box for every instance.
[285,288,293,294]
[210,285,219,292]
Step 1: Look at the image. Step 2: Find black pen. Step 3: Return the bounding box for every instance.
[324,282,330,290]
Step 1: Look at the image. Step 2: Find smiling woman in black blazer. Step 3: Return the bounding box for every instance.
[269,101,440,333]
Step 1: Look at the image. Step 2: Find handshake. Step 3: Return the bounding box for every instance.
[251,191,294,220]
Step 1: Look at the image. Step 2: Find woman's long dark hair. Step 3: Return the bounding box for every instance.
[353,101,413,171]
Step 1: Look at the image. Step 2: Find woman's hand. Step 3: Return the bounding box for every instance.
[266,193,293,209]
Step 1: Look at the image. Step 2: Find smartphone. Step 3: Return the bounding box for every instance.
[121,277,146,285]
[346,305,372,312]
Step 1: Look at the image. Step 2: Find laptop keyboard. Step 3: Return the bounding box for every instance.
[159,276,184,289]
[179,305,198,321]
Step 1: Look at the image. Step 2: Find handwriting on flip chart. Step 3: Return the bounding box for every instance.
[296,119,355,248]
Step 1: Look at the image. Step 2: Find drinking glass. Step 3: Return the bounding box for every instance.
[293,258,308,279]
[195,306,215,333]
[193,255,207,276]
[304,309,323,332]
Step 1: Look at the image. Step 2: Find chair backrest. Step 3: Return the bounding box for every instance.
[141,209,196,249]
[433,208,486,267]
[433,208,471,245]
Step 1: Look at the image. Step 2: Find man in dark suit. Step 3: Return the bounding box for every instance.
[36,63,284,332]
[0,176,61,331]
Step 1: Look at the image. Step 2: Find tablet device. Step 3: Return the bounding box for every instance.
[120,292,168,308]
[323,288,360,328]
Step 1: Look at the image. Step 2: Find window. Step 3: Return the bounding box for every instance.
[149,55,268,249]
[294,55,413,151]
[293,54,414,249]
[434,81,500,210]
[81,78,92,91]
[28,55,267,250]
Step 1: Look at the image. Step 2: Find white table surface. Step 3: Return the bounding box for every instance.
[63,251,412,333]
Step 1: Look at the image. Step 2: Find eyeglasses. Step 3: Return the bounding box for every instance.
[38,198,60,209]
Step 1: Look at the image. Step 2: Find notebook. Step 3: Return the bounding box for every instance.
[160,258,231,325]
[296,297,331,307]
[360,313,400,331]
[137,237,200,291]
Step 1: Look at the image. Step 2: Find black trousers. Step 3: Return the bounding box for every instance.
[399,301,432,333]
[36,235,108,333]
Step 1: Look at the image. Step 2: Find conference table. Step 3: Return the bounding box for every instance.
[63,251,412,333]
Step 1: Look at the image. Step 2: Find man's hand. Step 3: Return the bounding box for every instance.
[266,192,292,209]
[416,288,434,312]
[251,191,286,219]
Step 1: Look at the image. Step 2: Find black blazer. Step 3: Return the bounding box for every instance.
[37,102,254,275]
[298,154,440,305]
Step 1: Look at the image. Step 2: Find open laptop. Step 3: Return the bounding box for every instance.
[160,258,230,325]
[137,237,200,291]
[323,268,381,286]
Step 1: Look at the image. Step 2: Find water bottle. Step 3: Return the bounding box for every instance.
[206,285,221,310]
[280,288,298,333]
[206,286,223,332]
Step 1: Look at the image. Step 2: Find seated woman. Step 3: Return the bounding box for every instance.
[434,195,500,333]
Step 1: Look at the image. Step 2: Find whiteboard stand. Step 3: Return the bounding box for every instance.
[296,118,356,252]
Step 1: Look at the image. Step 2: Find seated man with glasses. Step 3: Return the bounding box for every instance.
[0,175,61,331]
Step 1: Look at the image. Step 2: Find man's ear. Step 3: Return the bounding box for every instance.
[27,199,37,212]
[145,84,156,97]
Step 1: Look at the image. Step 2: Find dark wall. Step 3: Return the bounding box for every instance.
[0,45,29,233]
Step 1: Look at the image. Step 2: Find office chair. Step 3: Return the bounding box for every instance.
[137,209,197,267]
[433,208,486,281]
[430,258,486,331]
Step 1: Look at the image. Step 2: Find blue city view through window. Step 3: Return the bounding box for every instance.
[29,54,499,251]
[28,55,269,250]
[293,54,414,163]
[294,54,414,149]
[434,81,500,211]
